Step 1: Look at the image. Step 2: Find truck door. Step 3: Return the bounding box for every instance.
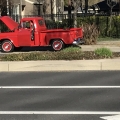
[18,21,35,46]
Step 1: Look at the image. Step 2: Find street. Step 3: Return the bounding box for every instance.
[0,71,120,120]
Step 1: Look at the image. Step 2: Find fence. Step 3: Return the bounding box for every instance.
[10,13,120,38]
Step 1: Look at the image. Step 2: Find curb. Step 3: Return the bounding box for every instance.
[0,59,120,71]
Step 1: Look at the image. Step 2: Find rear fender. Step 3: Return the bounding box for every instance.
[49,38,65,45]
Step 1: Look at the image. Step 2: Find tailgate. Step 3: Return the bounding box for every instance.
[70,28,83,40]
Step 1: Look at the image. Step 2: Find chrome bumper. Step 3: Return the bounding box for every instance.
[72,38,84,45]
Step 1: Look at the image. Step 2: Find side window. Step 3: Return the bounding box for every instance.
[0,20,10,33]
[22,21,31,29]
[22,21,34,29]
[26,21,31,29]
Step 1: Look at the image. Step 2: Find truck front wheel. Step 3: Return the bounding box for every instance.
[1,40,14,53]
[51,40,64,51]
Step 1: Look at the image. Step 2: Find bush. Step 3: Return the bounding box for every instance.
[45,16,120,38]
[45,20,64,29]
[77,16,96,26]
[82,23,100,45]
[94,48,112,58]
[62,19,74,28]
[77,16,120,38]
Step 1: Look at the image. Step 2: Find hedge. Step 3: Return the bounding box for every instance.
[45,15,120,38]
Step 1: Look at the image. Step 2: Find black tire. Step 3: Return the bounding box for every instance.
[1,40,14,53]
[51,40,64,51]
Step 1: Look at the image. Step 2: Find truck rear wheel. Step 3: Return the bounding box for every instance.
[51,40,64,51]
[1,40,14,53]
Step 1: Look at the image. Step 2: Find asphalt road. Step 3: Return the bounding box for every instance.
[0,71,120,120]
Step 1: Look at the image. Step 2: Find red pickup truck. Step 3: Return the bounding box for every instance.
[0,16,83,52]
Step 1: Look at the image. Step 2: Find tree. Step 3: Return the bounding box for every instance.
[0,0,14,16]
[64,0,82,27]
[0,0,7,16]
[63,0,73,16]
[85,0,88,14]
[72,0,82,27]
[35,0,42,15]
[43,0,49,15]
[106,0,117,36]
[64,0,69,6]
[107,0,117,15]
[35,0,49,15]
[50,0,54,20]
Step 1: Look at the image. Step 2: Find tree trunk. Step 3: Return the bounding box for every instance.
[73,0,77,28]
[85,0,88,14]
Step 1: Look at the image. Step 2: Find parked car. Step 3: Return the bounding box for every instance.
[0,16,83,52]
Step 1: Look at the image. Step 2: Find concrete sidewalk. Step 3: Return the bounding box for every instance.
[0,59,120,72]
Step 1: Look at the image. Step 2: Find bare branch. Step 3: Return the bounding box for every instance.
[107,0,117,8]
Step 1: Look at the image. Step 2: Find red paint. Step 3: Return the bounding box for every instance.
[0,16,83,52]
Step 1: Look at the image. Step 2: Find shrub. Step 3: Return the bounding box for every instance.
[45,16,120,38]
[62,19,74,28]
[45,20,64,29]
[77,16,120,38]
[94,48,112,58]
[82,23,100,45]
